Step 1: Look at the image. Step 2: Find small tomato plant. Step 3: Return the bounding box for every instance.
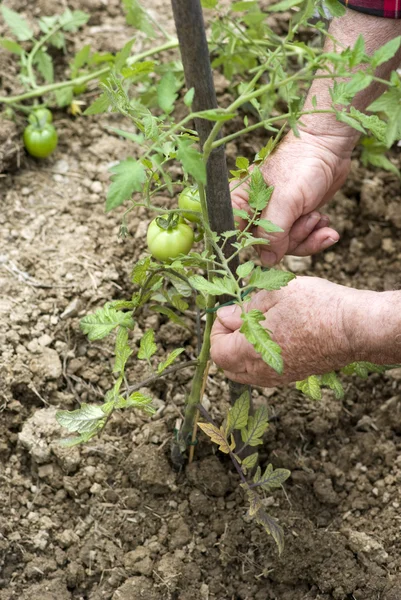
[47,0,401,553]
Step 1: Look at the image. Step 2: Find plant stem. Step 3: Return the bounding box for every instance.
[0,39,179,106]
[179,303,214,444]
[123,359,198,396]
[26,23,64,88]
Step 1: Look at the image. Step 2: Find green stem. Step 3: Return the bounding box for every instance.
[210,109,336,149]
[26,23,64,88]
[0,39,179,106]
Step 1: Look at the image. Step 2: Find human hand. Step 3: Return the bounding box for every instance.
[232,127,353,265]
[210,277,369,387]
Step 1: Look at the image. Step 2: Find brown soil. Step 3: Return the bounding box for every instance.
[1,2,401,599]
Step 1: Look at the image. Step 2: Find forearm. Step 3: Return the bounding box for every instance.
[345,290,401,364]
[301,10,401,144]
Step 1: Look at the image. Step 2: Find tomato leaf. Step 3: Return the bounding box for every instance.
[177,139,207,184]
[138,330,157,361]
[80,305,134,341]
[249,267,295,291]
[106,158,146,212]
[240,310,283,374]
[0,6,33,41]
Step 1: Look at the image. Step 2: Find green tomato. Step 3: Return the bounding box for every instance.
[23,123,58,159]
[147,214,194,262]
[178,188,201,222]
[28,108,53,127]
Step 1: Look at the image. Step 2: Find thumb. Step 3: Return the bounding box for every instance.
[215,303,243,331]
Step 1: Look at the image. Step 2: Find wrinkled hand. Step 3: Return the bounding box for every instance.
[210,277,362,387]
[232,129,353,265]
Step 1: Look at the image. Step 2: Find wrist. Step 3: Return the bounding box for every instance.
[343,290,401,365]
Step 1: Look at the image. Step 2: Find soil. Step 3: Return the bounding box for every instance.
[1,1,401,599]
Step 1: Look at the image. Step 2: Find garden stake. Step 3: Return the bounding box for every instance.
[171,0,253,457]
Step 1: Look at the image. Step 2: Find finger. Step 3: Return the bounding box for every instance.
[290,227,340,257]
[286,212,322,249]
[231,181,251,230]
[222,370,252,385]
[287,214,337,254]
[210,329,245,371]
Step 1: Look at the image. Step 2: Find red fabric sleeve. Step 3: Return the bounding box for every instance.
[338,0,401,17]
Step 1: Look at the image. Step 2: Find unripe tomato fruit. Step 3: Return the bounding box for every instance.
[178,187,201,222]
[147,214,194,262]
[23,123,58,159]
[28,108,53,126]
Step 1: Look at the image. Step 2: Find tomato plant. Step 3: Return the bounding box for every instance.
[147,214,194,261]
[48,0,401,554]
[23,122,58,158]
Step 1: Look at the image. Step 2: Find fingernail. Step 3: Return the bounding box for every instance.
[217,305,237,319]
[322,235,339,249]
[307,213,320,228]
[260,250,277,265]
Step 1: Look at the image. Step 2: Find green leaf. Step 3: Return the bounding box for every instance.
[227,390,250,434]
[0,37,23,55]
[114,326,133,374]
[120,391,155,414]
[157,348,185,374]
[236,157,249,170]
[138,330,157,361]
[115,38,135,71]
[241,404,269,446]
[255,219,283,234]
[80,305,134,341]
[248,168,274,211]
[0,6,33,41]
[56,403,106,434]
[236,261,254,279]
[320,371,344,399]
[183,87,195,106]
[177,139,207,185]
[131,257,152,285]
[151,305,191,331]
[240,310,283,374]
[295,375,322,400]
[249,268,295,292]
[341,361,390,379]
[34,49,54,84]
[198,109,236,122]
[121,60,155,79]
[49,31,65,50]
[349,108,386,143]
[324,0,346,17]
[189,274,237,297]
[242,452,258,471]
[106,158,146,212]
[254,463,291,490]
[336,109,367,133]
[122,0,155,37]
[254,508,285,555]
[84,92,110,116]
[71,44,91,71]
[372,36,401,68]
[201,0,218,7]
[266,0,303,11]
[349,35,366,68]
[54,87,73,107]
[59,9,89,32]
[360,138,400,177]
[157,71,179,114]
[59,433,93,447]
[233,208,250,221]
